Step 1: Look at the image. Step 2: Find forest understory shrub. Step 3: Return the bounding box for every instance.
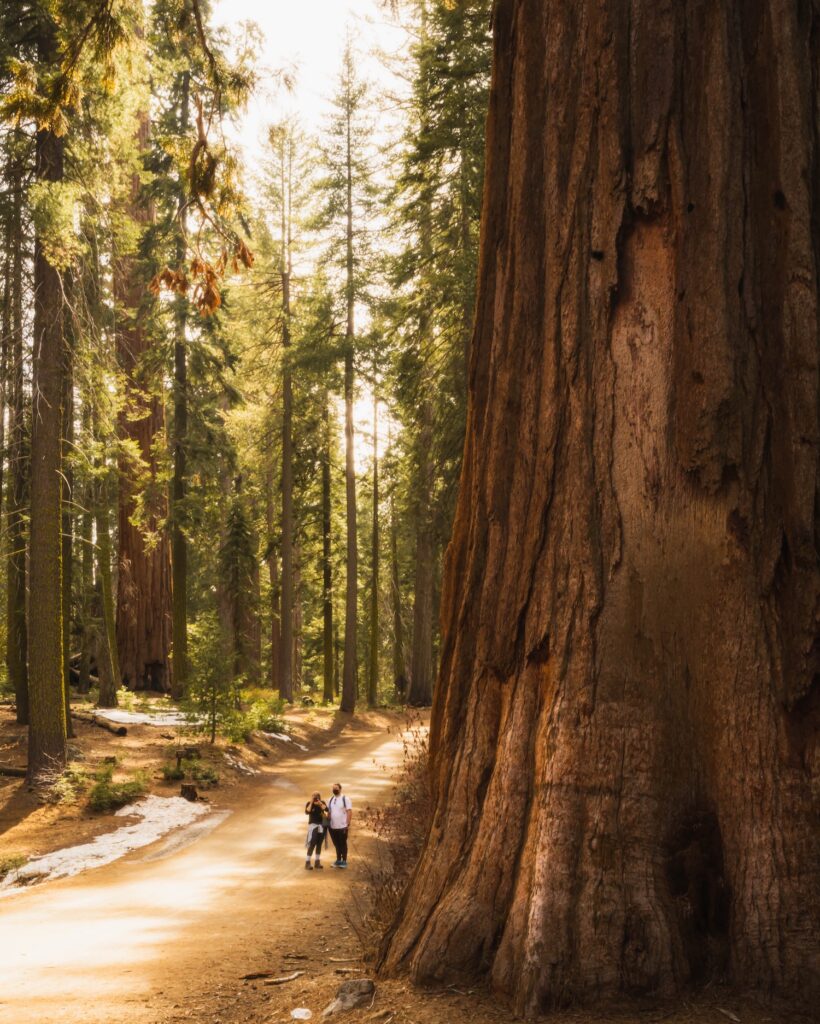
[163,757,220,787]
[0,854,28,881]
[349,713,431,962]
[48,763,89,805]
[88,764,148,812]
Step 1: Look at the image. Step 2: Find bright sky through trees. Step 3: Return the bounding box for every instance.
[212,0,408,160]
[212,0,407,471]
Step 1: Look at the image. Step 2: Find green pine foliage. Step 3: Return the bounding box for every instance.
[0,0,492,750]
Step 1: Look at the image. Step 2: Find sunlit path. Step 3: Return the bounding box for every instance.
[0,721,403,1024]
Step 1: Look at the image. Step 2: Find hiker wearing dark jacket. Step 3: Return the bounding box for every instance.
[304,792,328,870]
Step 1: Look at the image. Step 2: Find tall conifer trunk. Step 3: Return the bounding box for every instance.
[265,467,281,690]
[7,162,28,725]
[95,473,120,709]
[279,130,295,703]
[61,282,75,736]
[368,394,379,706]
[170,69,191,702]
[322,397,334,704]
[408,396,434,707]
[389,487,406,701]
[383,0,820,1012]
[27,19,67,781]
[341,69,359,713]
[115,113,172,693]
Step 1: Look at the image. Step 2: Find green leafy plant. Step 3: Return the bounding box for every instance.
[49,764,88,805]
[0,854,27,880]
[88,764,148,812]
[184,614,237,743]
[161,762,185,782]
[116,687,136,712]
[190,762,219,786]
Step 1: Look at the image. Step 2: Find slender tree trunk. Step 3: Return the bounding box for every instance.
[7,165,28,725]
[78,468,93,695]
[279,130,295,702]
[408,397,434,707]
[322,397,334,703]
[341,97,358,713]
[171,71,191,702]
[0,201,9,561]
[61,283,75,737]
[171,297,188,699]
[242,550,262,686]
[382,0,820,1012]
[390,488,406,702]
[27,21,67,780]
[95,474,120,709]
[293,538,302,693]
[115,113,172,693]
[334,620,340,700]
[265,466,281,690]
[368,395,379,707]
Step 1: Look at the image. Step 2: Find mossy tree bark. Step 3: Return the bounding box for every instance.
[382,0,820,1012]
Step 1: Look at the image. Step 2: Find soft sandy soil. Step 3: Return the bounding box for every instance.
[0,710,812,1024]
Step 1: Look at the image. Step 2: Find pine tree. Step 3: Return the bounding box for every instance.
[315,39,376,713]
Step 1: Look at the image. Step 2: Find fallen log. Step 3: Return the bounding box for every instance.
[0,765,26,778]
[71,711,127,736]
[263,971,305,986]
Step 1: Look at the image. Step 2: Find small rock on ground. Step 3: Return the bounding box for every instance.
[322,979,376,1017]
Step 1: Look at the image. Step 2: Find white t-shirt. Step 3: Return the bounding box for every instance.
[328,794,352,829]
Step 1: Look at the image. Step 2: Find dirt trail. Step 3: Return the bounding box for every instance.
[0,716,405,1024]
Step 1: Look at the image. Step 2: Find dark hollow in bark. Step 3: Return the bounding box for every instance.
[381,0,820,1014]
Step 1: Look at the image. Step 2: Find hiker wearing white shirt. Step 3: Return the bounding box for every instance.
[327,783,352,868]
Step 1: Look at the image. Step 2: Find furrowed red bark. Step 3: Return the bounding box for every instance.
[382,0,820,1013]
[115,113,172,693]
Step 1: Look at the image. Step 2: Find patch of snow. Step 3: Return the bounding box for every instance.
[262,731,308,752]
[0,795,209,895]
[141,809,232,862]
[94,708,196,728]
[223,753,257,776]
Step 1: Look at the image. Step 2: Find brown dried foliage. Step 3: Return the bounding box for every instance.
[347,714,431,962]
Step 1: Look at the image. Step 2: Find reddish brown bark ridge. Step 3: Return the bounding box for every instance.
[381,0,819,1013]
[115,115,173,694]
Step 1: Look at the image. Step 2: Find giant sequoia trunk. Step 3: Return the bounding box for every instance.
[382,0,820,1012]
[115,115,172,693]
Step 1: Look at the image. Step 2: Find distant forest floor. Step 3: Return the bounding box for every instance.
[0,707,813,1024]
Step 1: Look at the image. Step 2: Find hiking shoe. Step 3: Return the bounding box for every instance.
[331,860,341,867]
[338,861,348,869]
[305,863,313,870]
[314,862,324,869]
